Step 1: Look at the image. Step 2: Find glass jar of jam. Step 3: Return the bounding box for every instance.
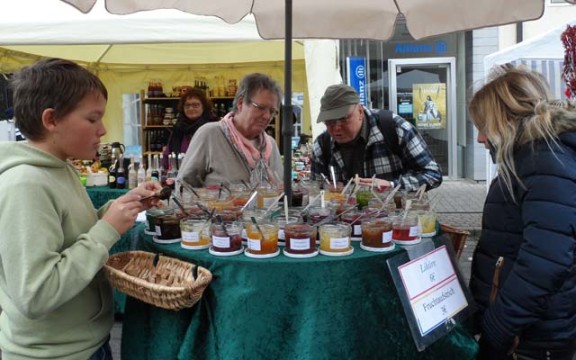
[354,186,374,210]
[245,219,279,255]
[416,209,437,237]
[241,208,268,241]
[361,217,394,251]
[307,206,335,227]
[319,223,352,254]
[211,222,243,252]
[340,208,363,238]
[256,185,279,209]
[284,223,317,255]
[180,218,211,249]
[145,208,173,235]
[276,216,300,244]
[155,214,182,241]
[392,213,422,245]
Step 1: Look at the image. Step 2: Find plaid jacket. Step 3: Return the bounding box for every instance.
[311,110,442,192]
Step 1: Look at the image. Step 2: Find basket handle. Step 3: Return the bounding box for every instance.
[153,253,161,267]
[192,265,198,280]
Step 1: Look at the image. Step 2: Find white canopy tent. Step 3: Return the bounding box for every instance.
[484,20,576,99]
[0,0,341,141]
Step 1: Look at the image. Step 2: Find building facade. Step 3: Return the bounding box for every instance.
[337,1,576,181]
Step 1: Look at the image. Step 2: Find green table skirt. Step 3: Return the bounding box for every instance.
[121,230,479,360]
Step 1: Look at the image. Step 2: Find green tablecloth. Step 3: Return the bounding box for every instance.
[121,230,478,359]
[86,185,129,209]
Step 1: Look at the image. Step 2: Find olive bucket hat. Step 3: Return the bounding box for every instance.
[316,84,360,123]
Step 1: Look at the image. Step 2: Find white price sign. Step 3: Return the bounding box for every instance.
[398,246,468,335]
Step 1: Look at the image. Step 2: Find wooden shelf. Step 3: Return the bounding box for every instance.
[143,125,172,129]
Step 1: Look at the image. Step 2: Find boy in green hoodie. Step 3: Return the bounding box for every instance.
[0,58,162,359]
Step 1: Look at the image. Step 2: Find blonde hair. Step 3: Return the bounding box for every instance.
[469,64,558,199]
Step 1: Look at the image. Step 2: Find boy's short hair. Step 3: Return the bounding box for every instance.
[10,58,107,141]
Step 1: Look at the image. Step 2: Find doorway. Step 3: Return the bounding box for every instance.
[388,58,457,178]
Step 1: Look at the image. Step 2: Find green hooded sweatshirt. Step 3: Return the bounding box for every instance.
[0,142,120,359]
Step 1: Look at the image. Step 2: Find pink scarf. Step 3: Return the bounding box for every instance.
[220,113,273,169]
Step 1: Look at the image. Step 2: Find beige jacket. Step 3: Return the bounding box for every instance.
[177,121,283,187]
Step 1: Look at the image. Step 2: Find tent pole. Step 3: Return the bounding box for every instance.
[282,0,293,203]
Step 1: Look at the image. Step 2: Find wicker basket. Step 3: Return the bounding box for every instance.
[440,224,470,260]
[104,251,212,311]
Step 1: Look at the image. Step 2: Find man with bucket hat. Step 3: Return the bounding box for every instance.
[311,84,442,192]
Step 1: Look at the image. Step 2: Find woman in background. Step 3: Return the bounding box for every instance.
[162,87,216,170]
[468,64,576,360]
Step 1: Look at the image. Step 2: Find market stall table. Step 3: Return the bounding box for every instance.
[121,228,479,359]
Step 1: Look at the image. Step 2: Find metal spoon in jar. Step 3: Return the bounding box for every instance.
[139,186,172,202]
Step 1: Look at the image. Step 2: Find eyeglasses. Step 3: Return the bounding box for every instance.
[249,100,280,118]
[184,102,202,109]
[325,105,358,128]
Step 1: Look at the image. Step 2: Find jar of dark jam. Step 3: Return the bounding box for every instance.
[211,222,243,252]
[284,223,317,255]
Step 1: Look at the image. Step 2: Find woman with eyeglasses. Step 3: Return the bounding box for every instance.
[177,73,283,188]
[161,87,217,170]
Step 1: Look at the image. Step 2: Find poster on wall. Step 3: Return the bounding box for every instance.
[412,83,446,129]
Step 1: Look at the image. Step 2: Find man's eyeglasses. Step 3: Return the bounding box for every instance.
[325,105,358,127]
[184,103,202,109]
[249,100,280,118]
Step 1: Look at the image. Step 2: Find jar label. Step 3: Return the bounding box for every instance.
[213,236,231,248]
[155,225,161,236]
[409,226,420,237]
[247,238,261,251]
[290,238,311,250]
[330,237,349,249]
[353,225,362,236]
[278,229,286,240]
[182,231,199,242]
[382,230,393,243]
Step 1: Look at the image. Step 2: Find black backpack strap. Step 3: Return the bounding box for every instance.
[319,131,332,168]
[375,109,401,157]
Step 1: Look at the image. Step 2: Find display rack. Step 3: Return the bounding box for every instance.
[139,90,234,157]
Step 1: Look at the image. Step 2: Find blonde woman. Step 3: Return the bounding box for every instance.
[468,65,576,360]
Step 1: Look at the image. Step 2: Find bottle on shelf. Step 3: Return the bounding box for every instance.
[151,155,160,182]
[128,154,137,190]
[108,154,117,189]
[159,157,167,187]
[145,154,153,182]
[166,153,178,190]
[137,154,146,186]
[116,155,126,189]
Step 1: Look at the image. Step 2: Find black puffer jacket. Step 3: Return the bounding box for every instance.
[469,131,576,354]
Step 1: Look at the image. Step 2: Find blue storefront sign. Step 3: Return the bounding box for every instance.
[346,56,367,106]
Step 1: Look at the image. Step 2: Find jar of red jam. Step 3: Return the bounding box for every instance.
[392,214,421,245]
[284,223,317,255]
[211,222,243,252]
